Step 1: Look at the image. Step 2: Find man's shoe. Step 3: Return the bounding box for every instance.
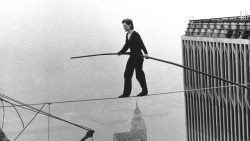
[118,94,129,98]
[137,91,148,97]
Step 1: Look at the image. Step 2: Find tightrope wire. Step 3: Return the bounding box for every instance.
[1,83,248,107]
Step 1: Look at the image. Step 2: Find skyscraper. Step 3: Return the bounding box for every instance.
[182,15,250,141]
[113,101,147,141]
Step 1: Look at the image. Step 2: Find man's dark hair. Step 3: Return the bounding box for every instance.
[122,18,134,30]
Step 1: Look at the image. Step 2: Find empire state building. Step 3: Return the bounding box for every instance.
[113,101,147,141]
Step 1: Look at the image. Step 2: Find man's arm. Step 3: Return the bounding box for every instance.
[137,34,148,58]
[118,34,129,55]
[118,43,129,54]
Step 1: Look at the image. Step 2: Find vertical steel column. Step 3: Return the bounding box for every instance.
[197,41,202,141]
[188,40,195,141]
[221,42,226,141]
[223,101,227,141]
[226,43,231,141]
[205,42,211,141]
[194,41,201,141]
[201,42,207,141]
[235,44,240,141]
[239,44,244,141]
[209,42,215,141]
[247,108,249,141]
[218,42,223,141]
[242,44,247,141]
[233,44,237,141]
[246,45,250,141]
[191,41,198,141]
[197,41,203,141]
[211,42,216,141]
[183,40,190,141]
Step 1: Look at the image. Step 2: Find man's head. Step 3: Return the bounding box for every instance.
[122,18,134,32]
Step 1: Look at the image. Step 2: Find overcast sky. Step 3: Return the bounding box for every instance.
[0,0,249,141]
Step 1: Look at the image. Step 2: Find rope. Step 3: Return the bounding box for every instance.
[0,98,5,129]
[0,83,248,107]
[0,92,93,132]
[14,103,46,141]
[71,52,250,90]
[0,51,248,139]
[1,99,95,140]
[1,99,25,129]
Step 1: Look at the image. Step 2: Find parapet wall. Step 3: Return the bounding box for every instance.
[185,16,250,39]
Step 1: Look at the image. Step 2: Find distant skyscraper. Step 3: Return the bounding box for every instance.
[182,15,250,141]
[113,101,147,141]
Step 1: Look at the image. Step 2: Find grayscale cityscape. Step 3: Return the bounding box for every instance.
[0,0,249,141]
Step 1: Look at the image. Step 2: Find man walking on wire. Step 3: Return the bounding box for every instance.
[118,18,148,98]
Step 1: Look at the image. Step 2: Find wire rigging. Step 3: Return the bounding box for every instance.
[1,83,248,107]
[0,98,5,129]
[0,51,248,140]
[2,99,93,141]
[1,99,25,129]
[1,83,245,139]
[14,103,46,141]
[0,92,93,132]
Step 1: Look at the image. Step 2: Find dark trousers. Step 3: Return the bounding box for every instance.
[123,56,148,96]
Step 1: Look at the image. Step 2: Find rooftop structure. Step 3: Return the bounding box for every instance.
[182,15,250,141]
[185,15,250,39]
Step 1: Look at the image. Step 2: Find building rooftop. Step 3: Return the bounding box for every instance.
[185,15,250,39]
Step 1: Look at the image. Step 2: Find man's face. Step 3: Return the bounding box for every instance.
[123,23,131,32]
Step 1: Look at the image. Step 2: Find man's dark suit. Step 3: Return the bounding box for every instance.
[119,31,148,96]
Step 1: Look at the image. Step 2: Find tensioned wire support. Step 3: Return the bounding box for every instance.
[70,52,250,90]
[0,92,94,132]
[0,51,248,140]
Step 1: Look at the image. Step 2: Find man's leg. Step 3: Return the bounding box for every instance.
[135,58,148,96]
[120,58,135,97]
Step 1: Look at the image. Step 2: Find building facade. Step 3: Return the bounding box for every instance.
[182,16,250,141]
[113,102,147,141]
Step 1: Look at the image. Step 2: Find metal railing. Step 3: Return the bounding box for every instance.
[185,31,250,39]
[189,15,250,23]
